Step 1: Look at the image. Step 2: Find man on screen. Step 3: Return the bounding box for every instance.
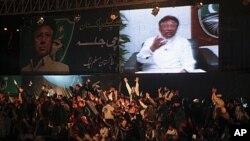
[136,15,204,73]
[21,18,69,74]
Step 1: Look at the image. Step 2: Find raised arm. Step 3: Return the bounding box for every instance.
[158,87,163,98]
[124,77,132,95]
[165,90,174,102]
[146,92,157,108]
[136,37,155,64]
[18,87,24,104]
[211,87,223,107]
[135,77,140,96]
[139,99,148,109]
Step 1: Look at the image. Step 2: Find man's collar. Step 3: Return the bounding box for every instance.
[30,55,53,71]
[165,35,176,43]
[42,55,54,65]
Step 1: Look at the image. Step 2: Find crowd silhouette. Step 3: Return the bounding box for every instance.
[0,77,249,141]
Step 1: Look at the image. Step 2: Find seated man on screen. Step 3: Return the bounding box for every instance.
[136,15,204,73]
[22,19,69,74]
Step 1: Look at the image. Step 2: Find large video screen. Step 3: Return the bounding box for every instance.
[120,4,219,73]
[19,10,120,75]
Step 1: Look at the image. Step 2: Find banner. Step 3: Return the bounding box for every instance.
[20,9,120,74]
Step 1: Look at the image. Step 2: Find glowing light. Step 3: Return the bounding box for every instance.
[195,1,203,9]
[151,6,160,16]
[110,13,118,20]
[37,16,44,25]
[43,75,83,87]
[74,14,81,22]
[110,8,119,21]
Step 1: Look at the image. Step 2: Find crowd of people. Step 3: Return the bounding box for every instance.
[0,77,249,141]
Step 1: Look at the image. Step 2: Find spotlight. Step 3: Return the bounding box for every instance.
[74,14,81,22]
[37,16,44,25]
[16,29,19,32]
[110,9,119,21]
[3,27,8,31]
[151,6,160,16]
[195,1,203,9]
[110,13,118,21]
